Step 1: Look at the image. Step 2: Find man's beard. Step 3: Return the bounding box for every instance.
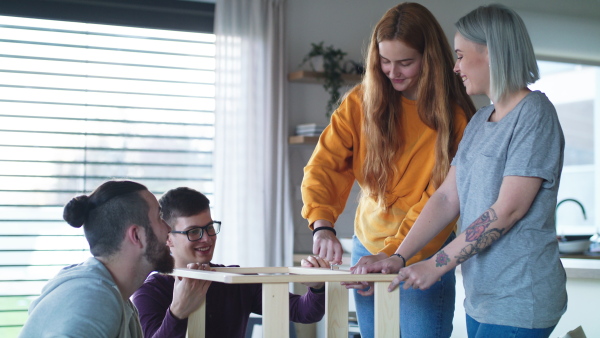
[145,227,174,273]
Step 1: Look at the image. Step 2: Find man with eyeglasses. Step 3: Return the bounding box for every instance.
[132,187,328,338]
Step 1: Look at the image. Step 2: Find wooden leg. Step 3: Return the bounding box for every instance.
[262,283,290,338]
[374,282,399,337]
[186,298,206,338]
[325,281,348,338]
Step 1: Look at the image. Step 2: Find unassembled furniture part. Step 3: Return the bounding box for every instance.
[171,267,399,338]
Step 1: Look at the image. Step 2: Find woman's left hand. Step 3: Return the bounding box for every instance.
[300,255,331,289]
[389,259,442,292]
[349,252,388,272]
[338,253,388,296]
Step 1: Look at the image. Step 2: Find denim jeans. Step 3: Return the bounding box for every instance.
[352,234,456,338]
[466,314,556,338]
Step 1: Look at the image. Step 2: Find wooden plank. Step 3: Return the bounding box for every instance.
[287,267,348,275]
[211,267,290,274]
[374,282,399,337]
[186,298,206,338]
[288,70,323,82]
[287,70,362,84]
[229,272,397,283]
[172,267,398,284]
[325,282,348,338]
[262,283,290,338]
[171,268,235,282]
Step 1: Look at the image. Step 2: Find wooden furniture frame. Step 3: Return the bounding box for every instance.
[171,267,399,338]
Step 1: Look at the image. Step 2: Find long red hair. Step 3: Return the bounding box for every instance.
[361,2,475,208]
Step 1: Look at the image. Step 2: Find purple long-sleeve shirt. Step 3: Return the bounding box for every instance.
[131,265,326,338]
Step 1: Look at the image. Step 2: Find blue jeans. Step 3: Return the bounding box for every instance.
[466,314,556,338]
[352,234,456,338]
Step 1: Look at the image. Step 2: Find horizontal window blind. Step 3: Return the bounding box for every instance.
[0,15,215,336]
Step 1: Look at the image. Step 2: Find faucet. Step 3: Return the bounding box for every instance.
[555,198,587,238]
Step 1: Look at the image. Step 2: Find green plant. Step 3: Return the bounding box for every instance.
[300,42,347,117]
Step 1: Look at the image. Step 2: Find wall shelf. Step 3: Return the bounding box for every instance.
[287,70,362,84]
[289,135,319,144]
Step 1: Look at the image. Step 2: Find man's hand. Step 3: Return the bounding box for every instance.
[300,255,331,289]
[312,220,343,265]
[169,263,212,319]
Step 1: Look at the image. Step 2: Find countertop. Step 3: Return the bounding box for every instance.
[560,258,600,279]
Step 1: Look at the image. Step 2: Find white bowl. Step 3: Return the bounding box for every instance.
[558,239,591,254]
[339,237,353,254]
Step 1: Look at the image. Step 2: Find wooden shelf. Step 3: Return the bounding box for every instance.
[287,70,362,84]
[289,135,319,144]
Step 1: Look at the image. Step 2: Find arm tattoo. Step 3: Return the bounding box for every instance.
[464,208,498,242]
[435,250,450,267]
[455,208,504,264]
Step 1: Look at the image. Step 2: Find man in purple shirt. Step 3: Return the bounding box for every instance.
[132,187,328,338]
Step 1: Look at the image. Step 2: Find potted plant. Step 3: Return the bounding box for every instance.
[300,42,347,117]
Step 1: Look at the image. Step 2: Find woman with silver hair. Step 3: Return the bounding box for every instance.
[357,4,567,337]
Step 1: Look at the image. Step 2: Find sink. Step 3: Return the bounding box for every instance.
[559,239,592,254]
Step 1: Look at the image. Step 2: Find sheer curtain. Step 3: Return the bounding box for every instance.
[212,0,292,267]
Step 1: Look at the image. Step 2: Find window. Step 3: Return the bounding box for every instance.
[531,60,600,237]
[0,15,215,336]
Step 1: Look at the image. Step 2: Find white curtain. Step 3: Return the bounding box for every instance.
[213,0,292,267]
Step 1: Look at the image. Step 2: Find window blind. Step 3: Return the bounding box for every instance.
[0,15,215,336]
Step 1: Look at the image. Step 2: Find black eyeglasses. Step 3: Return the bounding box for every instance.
[170,221,221,241]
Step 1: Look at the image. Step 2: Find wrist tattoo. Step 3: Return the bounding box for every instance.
[435,250,450,267]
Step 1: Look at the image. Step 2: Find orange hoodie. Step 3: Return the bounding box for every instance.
[301,87,468,265]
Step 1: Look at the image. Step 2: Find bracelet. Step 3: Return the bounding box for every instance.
[312,226,336,236]
[391,253,406,267]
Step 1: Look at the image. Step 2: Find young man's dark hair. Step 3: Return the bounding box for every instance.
[158,186,210,226]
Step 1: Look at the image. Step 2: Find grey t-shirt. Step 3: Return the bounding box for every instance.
[19,257,143,338]
[452,90,567,329]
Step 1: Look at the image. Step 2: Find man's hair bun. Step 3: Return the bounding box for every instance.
[63,195,91,228]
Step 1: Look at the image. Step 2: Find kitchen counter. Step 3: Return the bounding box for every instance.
[560,252,600,259]
[560,257,600,279]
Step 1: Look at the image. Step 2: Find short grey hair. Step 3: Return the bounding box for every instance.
[455,4,539,102]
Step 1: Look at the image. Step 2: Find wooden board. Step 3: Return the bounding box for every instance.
[172,266,398,283]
